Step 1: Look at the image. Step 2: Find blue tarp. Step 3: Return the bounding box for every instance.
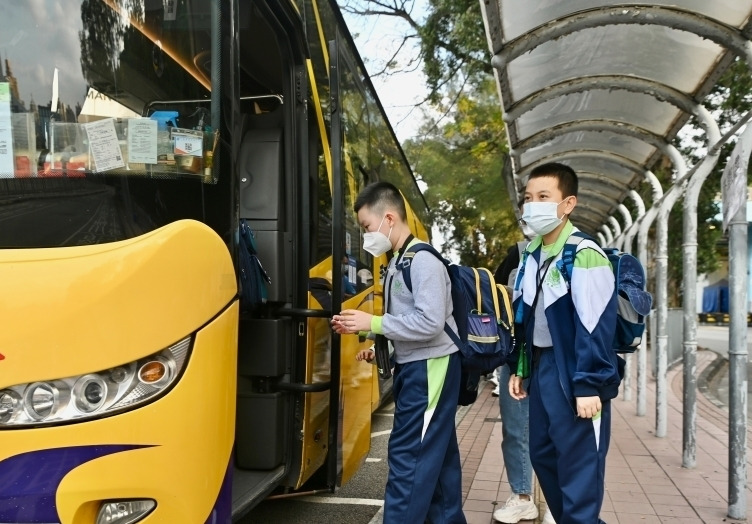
[702,279,729,313]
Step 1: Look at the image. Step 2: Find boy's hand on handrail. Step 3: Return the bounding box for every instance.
[331,309,373,334]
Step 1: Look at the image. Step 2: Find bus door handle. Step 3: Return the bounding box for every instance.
[275,381,331,393]
[272,307,332,392]
[275,307,331,336]
[274,307,331,318]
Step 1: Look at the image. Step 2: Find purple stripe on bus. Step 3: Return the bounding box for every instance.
[204,455,233,524]
[0,445,149,523]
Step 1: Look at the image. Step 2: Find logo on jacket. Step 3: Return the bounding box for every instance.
[0,353,4,360]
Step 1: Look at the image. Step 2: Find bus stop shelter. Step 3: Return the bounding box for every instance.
[478,1,752,519]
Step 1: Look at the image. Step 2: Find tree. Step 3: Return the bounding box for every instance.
[404,77,519,268]
[339,0,491,104]
[643,58,752,306]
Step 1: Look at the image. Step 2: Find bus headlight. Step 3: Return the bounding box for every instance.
[96,500,156,523]
[73,375,108,413]
[0,337,191,428]
[24,382,67,421]
[0,390,20,423]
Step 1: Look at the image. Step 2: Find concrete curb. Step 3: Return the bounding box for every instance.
[697,349,729,410]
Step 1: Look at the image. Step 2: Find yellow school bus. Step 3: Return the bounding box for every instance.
[0,0,428,522]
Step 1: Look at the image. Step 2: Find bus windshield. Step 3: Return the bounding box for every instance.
[0,0,223,249]
[0,0,217,181]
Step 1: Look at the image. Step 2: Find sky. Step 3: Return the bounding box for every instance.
[340,3,430,143]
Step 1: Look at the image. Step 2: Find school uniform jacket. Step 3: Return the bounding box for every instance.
[509,221,623,404]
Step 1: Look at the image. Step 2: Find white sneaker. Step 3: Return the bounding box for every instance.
[492,494,538,523]
[491,386,500,397]
[489,375,500,387]
[541,507,555,524]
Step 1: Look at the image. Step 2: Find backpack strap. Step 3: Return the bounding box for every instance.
[496,283,513,334]
[399,242,446,293]
[474,267,501,320]
[398,242,462,350]
[557,231,595,284]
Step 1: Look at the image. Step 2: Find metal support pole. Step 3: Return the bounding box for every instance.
[681,149,721,468]
[727,205,748,520]
[654,205,671,437]
[619,206,635,401]
[680,105,721,466]
[722,124,752,520]
[636,171,665,418]
[635,208,657,417]
[623,190,646,252]
[608,215,622,241]
[654,183,685,437]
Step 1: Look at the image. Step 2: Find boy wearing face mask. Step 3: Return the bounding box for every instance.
[490,210,554,524]
[331,181,466,524]
[507,163,621,524]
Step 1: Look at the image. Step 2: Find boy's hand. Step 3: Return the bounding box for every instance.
[356,349,375,362]
[332,309,373,334]
[576,396,602,418]
[508,374,527,400]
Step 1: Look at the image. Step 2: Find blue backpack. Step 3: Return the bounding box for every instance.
[398,243,514,404]
[559,232,652,353]
[238,219,271,311]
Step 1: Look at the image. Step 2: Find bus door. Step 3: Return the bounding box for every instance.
[326,35,376,488]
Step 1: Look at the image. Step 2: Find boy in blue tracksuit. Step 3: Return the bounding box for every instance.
[332,181,466,524]
[508,163,622,524]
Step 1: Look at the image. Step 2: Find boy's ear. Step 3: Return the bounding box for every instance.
[563,195,577,216]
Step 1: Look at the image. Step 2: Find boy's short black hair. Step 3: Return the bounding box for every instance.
[528,162,578,198]
[354,181,407,220]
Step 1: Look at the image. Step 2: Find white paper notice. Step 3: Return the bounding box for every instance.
[127,118,158,164]
[85,118,125,172]
[172,128,203,157]
[0,83,14,178]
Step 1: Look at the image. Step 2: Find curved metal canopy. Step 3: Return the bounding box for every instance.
[480,1,752,236]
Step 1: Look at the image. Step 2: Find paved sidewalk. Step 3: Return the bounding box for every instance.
[456,349,752,523]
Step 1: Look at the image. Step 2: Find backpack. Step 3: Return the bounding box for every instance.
[238,219,271,310]
[506,240,529,288]
[397,243,514,405]
[558,232,652,353]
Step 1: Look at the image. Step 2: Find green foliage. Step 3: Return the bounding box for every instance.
[404,78,519,268]
[646,59,752,306]
[418,0,492,103]
[642,165,722,307]
[339,0,491,103]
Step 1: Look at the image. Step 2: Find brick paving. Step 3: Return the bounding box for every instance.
[456,349,752,523]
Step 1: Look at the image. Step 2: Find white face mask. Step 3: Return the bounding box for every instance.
[363,215,393,257]
[520,222,537,239]
[521,200,568,236]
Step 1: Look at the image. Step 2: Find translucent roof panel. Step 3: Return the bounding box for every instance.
[514,91,682,140]
[498,0,752,42]
[506,26,724,102]
[519,132,657,167]
[481,0,752,236]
